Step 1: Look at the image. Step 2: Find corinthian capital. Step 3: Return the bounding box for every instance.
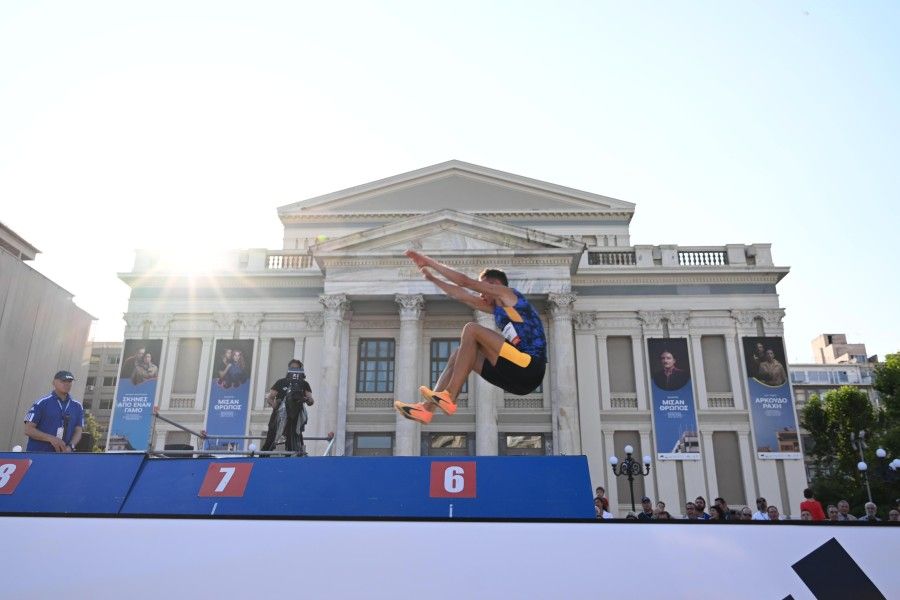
[320,293,350,322]
[395,294,425,320]
[547,292,577,319]
[573,311,597,331]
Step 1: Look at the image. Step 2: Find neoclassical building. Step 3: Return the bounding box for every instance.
[119,161,806,515]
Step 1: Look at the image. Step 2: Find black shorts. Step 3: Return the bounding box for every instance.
[480,343,546,395]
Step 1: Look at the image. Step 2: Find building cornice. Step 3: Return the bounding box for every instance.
[280,210,634,224]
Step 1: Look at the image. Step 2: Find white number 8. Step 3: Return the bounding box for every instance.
[443,466,465,494]
[0,463,16,488]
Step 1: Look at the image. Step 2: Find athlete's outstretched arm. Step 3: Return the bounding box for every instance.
[421,267,493,313]
[406,250,514,305]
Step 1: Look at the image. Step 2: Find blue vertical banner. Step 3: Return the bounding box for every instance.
[107,339,163,451]
[204,339,254,451]
[647,338,700,460]
[742,336,801,459]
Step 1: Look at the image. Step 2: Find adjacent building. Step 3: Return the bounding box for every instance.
[0,222,94,451]
[82,341,124,447]
[118,161,807,515]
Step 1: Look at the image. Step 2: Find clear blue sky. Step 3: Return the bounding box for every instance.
[1,1,897,361]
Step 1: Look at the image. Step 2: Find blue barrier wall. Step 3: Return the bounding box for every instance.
[0,453,145,514]
[121,455,595,518]
[1,453,594,519]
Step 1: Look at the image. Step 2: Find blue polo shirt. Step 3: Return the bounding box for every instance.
[24,393,85,452]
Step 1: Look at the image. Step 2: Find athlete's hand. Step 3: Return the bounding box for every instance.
[405,249,430,268]
[49,437,68,453]
[420,266,438,282]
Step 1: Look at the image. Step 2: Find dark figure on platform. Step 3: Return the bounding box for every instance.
[262,359,314,454]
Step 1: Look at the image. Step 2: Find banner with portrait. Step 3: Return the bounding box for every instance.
[742,336,801,459]
[647,338,700,460]
[107,339,163,451]
[204,339,254,451]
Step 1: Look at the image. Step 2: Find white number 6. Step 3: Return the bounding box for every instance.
[443,466,465,494]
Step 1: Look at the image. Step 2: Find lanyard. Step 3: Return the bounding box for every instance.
[56,397,70,421]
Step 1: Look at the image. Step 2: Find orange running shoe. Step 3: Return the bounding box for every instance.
[418,386,457,416]
[394,401,433,424]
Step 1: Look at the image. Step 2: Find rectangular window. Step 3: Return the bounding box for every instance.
[790,371,806,383]
[86,376,96,388]
[357,339,395,393]
[82,398,92,410]
[90,355,100,366]
[353,434,393,456]
[173,338,202,394]
[701,335,731,393]
[102,376,117,387]
[607,337,636,393]
[430,339,467,393]
[838,371,849,383]
[266,339,296,387]
[712,431,746,507]
[425,433,472,456]
[500,434,546,456]
[99,396,114,410]
[105,354,121,365]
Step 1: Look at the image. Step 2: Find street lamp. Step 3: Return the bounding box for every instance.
[851,431,873,504]
[609,444,652,513]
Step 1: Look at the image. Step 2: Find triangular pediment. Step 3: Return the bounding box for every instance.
[278,160,634,221]
[313,209,585,255]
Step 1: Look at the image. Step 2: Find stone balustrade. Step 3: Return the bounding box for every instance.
[586,243,774,268]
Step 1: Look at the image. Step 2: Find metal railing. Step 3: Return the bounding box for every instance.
[151,408,336,457]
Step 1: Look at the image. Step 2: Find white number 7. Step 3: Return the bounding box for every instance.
[214,467,236,492]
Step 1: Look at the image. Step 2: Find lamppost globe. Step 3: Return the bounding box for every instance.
[624,445,634,455]
[891,458,900,471]
[609,456,619,466]
[876,448,887,459]
[857,461,868,472]
[643,455,652,466]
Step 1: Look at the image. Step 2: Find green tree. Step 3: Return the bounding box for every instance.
[874,353,900,458]
[801,386,884,512]
[82,412,104,452]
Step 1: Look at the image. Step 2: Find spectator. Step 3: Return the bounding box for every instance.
[837,499,857,521]
[826,505,840,522]
[766,505,781,521]
[752,497,770,520]
[595,497,613,520]
[739,508,753,520]
[625,512,638,520]
[858,502,880,522]
[656,511,672,520]
[595,486,610,513]
[800,510,813,521]
[23,371,84,453]
[684,502,703,521]
[799,488,826,521]
[637,496,655,521]
[714,497,733,521]
[695,496,711,520]
[656,500,666,514]
[888,509,899,522]
[709,505,726,521]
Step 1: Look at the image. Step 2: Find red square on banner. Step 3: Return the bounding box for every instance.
[198,463,253,497]
[0,459,32,495]
[429,461,476,498]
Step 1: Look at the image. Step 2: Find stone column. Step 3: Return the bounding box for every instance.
[690,334,709,410]
[394,294,425,456]
[596,334,611,411]
[158,337,180,410]
[319,294,350,444]
[194,336,214,410]
[475,310,501,455]
[724,334,745,409]
[254,337,272,410]
[548,292,580,455]
[630,334,647,410]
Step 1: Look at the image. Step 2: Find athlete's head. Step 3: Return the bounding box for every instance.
[478,268,508,287]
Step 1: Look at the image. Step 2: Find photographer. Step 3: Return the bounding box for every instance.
[262,359,314,455]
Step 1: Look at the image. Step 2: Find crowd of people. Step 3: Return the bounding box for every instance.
[594,486,900,523]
